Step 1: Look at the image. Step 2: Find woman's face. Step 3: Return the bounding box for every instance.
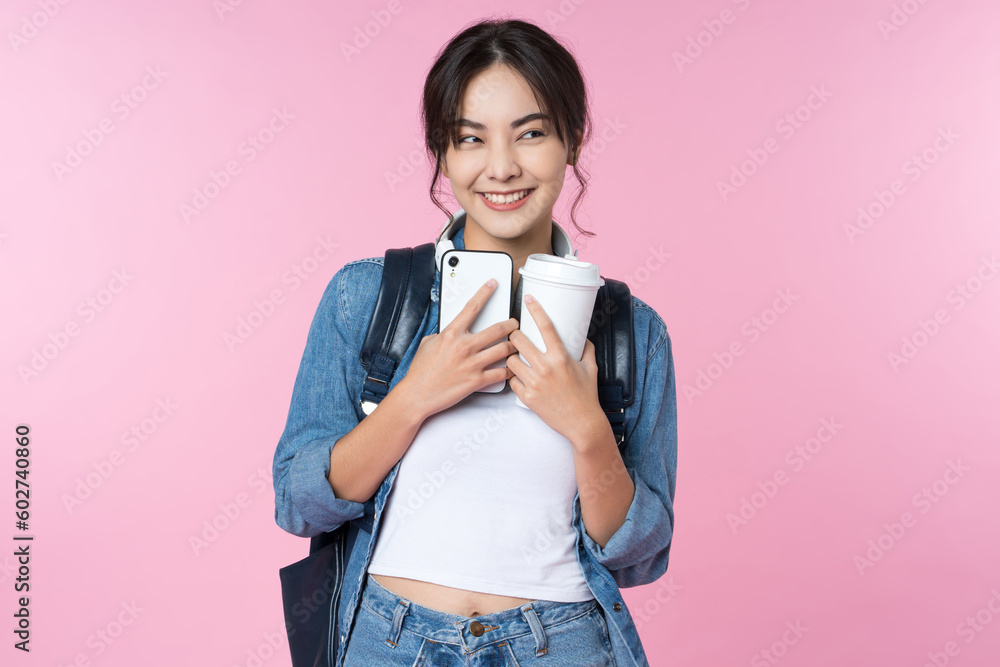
[441,64,574,244]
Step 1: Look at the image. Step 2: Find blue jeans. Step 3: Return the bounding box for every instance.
[343,573,618,666]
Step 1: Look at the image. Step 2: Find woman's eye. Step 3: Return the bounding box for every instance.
[457,130,544,145]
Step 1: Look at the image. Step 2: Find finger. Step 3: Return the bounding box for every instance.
[505,347,525,373]
[508,329,542,368]
[448,279,499,333]
[523,295,563,356]
[472,316,518,349]
[476,339,517,367]
[480,364,513,389]
[581,337,598,370]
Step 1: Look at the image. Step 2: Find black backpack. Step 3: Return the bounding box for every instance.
[279,241,636,667]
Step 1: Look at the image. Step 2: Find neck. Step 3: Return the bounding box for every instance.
[462,217,554,294]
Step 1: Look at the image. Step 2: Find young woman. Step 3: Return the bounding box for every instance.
[273,17,677,667]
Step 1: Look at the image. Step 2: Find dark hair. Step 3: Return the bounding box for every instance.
[421,17,595,239]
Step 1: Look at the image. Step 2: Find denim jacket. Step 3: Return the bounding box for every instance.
[273,211,677,667]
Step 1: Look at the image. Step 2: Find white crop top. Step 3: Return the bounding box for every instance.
[366,383,594,602]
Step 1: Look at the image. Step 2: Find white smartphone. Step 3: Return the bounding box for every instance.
[438,249,513,393]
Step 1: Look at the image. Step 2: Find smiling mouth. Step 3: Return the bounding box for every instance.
[478,188,535,205]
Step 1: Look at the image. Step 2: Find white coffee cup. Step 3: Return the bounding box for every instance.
[515,254,605,409]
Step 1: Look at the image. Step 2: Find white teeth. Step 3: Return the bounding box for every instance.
[482,189,531,204]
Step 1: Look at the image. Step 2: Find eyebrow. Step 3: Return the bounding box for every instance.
[454,112,550,131]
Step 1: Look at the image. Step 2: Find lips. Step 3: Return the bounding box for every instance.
[478,188,535,205]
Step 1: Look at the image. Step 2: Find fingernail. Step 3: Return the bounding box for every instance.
[487,278,497,287]
[525,294,534,303]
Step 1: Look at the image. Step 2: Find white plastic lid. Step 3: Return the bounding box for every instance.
[518,253,605,287]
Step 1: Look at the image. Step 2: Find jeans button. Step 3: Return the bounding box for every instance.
[469,620,485,636]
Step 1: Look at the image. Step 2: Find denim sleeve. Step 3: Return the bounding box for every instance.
[579,318,677,589]
[273,266,367,538]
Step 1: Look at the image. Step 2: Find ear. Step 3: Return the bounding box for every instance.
[568,131,584,166]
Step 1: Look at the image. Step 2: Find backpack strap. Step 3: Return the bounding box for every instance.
[358,243,436,416]
[307,246,435,562]
[588,278,636,446]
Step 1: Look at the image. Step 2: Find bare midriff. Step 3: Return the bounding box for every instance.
[370,573,534,618]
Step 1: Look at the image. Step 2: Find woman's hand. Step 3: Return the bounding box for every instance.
[396,279,518,420]
[506,294,605,448]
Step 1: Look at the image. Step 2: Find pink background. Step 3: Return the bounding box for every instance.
[3,1,999,665]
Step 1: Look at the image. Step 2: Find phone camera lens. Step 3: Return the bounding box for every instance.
[448,256,459,267]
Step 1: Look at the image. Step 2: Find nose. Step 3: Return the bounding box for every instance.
[484,139,521,182]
